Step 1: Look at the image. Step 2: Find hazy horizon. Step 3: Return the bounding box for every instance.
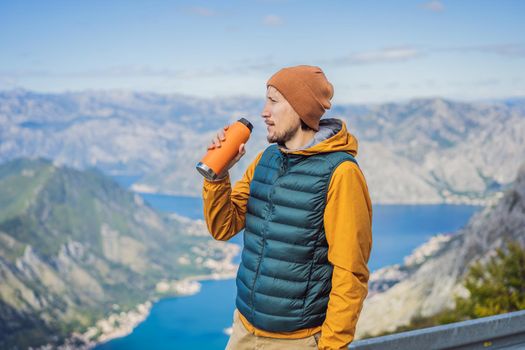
[2,86,524,107]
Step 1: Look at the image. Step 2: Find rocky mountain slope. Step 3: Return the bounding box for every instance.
[0,158,237,349]
[356,162,525,337]
[1,90,524,204]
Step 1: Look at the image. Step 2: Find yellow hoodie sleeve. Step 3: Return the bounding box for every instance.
[202,151,264,241]
[318,160,373,350]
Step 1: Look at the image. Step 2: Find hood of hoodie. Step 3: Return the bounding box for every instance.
[278,118,358,157]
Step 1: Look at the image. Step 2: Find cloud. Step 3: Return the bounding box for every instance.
[328,46,422,66]
[234,55,277,71]
[0,46,421,82]
[447,78,503,87]
[0,66,184,79]
[4,42,522,83]
[433,43,525,57]
[0,69,53,78]
[0,61,276,81]
[472,78,501,86]
[420,1,445,12]
[322,42,525,68]
[262,15,284,27]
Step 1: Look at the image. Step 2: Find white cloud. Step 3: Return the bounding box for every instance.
[433,43,525,57]
[262,15,284,27]
[329,46,422,66]
[0,63,271,81]
[323,42,525,68]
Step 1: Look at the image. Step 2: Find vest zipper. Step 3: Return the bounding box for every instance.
[279,152,289,176]
[250,152,288,319]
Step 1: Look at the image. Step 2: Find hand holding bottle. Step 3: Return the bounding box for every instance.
[196,118,253,181]
[207,125,247,179]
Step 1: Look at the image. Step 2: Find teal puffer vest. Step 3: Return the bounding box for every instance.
[235,144,358,332]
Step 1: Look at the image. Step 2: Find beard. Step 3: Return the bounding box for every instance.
[267,121,301,146]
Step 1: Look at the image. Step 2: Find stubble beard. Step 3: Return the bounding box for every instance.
[267,122,301,146]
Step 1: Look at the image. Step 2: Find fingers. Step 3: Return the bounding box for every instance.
[208,136,220,149]
[208,128,227,149]
[214,134,222,148]
[207,126,243,152]
[233,143,246,161]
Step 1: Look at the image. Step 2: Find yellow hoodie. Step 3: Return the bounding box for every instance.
[202,118,372,350]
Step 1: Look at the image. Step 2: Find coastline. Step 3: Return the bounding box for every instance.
[44,241,241,350]
[82,223,241,349]
[74,193,241,349]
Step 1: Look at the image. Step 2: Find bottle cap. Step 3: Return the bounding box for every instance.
[238,118,253,133]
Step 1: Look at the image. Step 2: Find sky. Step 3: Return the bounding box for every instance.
[0,0,524,104]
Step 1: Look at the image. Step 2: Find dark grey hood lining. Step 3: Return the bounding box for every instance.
[283,118,342,151]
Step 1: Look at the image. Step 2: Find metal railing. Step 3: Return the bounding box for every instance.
[349,310,525,350]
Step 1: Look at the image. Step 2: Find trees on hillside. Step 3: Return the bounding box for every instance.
[368,240,525,338]
[452,240,525,319]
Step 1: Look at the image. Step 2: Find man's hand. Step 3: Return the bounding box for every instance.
[207,125,247,179]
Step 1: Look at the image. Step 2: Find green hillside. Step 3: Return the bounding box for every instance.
[0,158,231,349]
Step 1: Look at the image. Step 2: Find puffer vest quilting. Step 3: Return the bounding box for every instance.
[235,144,358,332]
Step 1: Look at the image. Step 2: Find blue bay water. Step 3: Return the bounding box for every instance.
[95,279,238,350]
[96,176,481,349]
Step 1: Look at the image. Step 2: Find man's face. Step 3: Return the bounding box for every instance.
[261,86,302,145]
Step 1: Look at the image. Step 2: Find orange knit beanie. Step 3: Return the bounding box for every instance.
[267,65,334,131]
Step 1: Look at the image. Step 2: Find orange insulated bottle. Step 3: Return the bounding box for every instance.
[196,118,253,181]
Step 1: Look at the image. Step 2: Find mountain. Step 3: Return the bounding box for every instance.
[355,162,525,337]
[0,158,238,349]
[1,89,524,204]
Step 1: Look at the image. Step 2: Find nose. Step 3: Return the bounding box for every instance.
[261,101,271,119]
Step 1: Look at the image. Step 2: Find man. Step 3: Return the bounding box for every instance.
[202,65,372,350]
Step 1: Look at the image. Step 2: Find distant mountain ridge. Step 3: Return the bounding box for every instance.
[356,162,525,337]
[0,157,237,349]
[1,89,524,203]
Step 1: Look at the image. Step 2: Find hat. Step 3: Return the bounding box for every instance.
[267,65,333,131]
